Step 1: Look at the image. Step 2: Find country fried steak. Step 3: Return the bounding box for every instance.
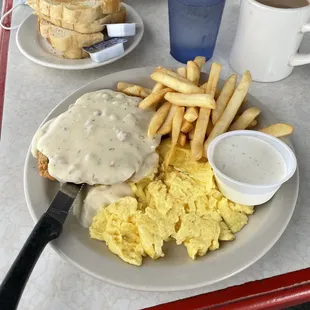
[37,151,55,181]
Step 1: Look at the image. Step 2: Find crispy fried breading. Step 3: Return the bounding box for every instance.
[37,151,55,181]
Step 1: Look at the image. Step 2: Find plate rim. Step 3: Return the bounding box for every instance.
[23,67,300,291]
[16,3,144,70]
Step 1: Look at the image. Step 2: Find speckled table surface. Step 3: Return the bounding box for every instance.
[1,1,310,309]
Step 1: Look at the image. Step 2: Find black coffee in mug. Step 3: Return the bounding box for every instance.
[257,0,309,8]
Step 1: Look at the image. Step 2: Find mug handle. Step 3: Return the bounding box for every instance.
[290,23,310,66]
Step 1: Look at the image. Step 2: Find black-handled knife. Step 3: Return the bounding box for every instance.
[0,183,82,310]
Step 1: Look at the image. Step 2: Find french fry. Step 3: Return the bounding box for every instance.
[181,119,194,133]
[155,67,194,84]
[212,74,238,125]
[152,82,165,93]
[150,72,203,94]
[184,107,199,122]
[165,107,185,170]
[200,63,222,97]
[189,128,195,140]
[191,63,222,160]
[204,71,253,153]
[172,107,185,145]
[157,105,177,135]
[200,81,208,91]
[139,88,173,109]
[177,67,187,78]
[117,82,133,91]
[178,132,187,147]
[187,61,200,85]
[248,119,258,128]
[194,56,206,70]
[191,108,211,160]
[117,82,151,98]
[259,123,294,137]
[206,121,213,136]
[164,93,216,109]
[229,107,261,131]
[232,111,242,123]
[148,102,172,138]
[215,88,222,100]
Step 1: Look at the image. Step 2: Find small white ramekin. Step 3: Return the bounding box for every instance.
[206,130,297,206]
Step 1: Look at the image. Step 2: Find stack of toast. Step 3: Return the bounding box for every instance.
[27,0,126,59]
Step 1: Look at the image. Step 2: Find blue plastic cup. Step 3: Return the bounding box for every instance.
[168,0,226,63]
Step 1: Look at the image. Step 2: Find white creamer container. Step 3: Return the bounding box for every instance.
[106,23,136,37]
[206,130,297,206]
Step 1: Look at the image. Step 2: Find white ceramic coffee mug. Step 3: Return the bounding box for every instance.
[230,0,310,82]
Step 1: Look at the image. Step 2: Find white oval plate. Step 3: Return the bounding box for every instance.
[24,68,299,292]
[16,3,144,70]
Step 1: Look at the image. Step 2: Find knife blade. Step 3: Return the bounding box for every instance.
[0,182,83,310]
[46,182,83,224]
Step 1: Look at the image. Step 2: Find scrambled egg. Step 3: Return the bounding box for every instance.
[90,139,255,266]
[90,197,145,266]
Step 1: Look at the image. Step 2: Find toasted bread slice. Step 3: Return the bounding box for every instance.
[46,39,89,58]
[38,18,104,57]
[58,47,89,59]
[35,5,126,34]
[28,0,120,24]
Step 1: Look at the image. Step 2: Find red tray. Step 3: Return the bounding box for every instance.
[145,268,310,310]
[0,0,12,135]
[1,0,309,308]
